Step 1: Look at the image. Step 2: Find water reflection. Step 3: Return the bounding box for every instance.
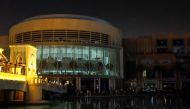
[0,95,189,109]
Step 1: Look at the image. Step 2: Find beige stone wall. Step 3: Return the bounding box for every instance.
[9,45,37,82]
[124,36,154,55]
[9,18,122,46]
[26,84,42,101]
[124,33,190,68]
[152,33,190,50]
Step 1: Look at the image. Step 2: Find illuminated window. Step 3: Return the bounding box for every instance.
[173,39,184,46]
[36,45,119,76]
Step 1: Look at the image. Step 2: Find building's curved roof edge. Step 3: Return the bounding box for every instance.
[21,14,111,25]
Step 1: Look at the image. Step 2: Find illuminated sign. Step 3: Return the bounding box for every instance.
[0,72,26,81]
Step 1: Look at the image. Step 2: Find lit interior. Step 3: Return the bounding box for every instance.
[36,45,120,76]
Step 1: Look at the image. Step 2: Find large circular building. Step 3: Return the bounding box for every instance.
[9,14,123,93]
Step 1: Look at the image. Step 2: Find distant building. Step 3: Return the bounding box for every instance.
[8,14,123,93]
[0,35,9,57]
[123,33,190,92]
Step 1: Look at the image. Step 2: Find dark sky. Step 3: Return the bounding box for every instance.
[0,0,190,38]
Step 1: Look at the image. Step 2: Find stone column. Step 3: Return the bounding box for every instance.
[25,84,42,101]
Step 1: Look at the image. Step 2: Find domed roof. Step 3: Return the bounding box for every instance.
[22,14,111,25]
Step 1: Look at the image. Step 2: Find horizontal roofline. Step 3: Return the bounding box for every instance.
[22,14,111,25]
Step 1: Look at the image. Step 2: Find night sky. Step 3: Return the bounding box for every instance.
[0,0,190,38]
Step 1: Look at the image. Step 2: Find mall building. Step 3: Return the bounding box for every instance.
[8,14,123,93]
[123,33,190,92]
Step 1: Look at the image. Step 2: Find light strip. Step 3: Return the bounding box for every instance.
[0,72,26,81]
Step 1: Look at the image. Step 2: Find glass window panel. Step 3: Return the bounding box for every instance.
[173,39,184,46]
[83,46,89,60]
[157,40,167,46]
[90,47,96,61]
[36,45,120,77]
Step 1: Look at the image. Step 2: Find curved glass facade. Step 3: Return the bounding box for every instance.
[8,14,123,91]
[36,45,120,77]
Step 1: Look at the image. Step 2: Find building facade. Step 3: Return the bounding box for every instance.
[123,33,190,92]
[9,14,123,93]
[0,35,9,57]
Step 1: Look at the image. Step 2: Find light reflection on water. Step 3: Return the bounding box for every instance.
[0,95,189,109]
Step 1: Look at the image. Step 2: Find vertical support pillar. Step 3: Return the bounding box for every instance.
[6,91,14,101]
[136,71,142,93]
[98,78,101,93]
[159,72,162,90]
[109,78,116,91]
[155,71,159,90]
[93,79,95,93]
[142,78,145,90]
[109,79,111,91]
[3,90,15,102]
[76,77,81,91]
[175,71,182,91]
[25,84,42,101]
[112,78,115,90]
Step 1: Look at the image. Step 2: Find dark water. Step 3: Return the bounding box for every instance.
[1,95,189,109]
